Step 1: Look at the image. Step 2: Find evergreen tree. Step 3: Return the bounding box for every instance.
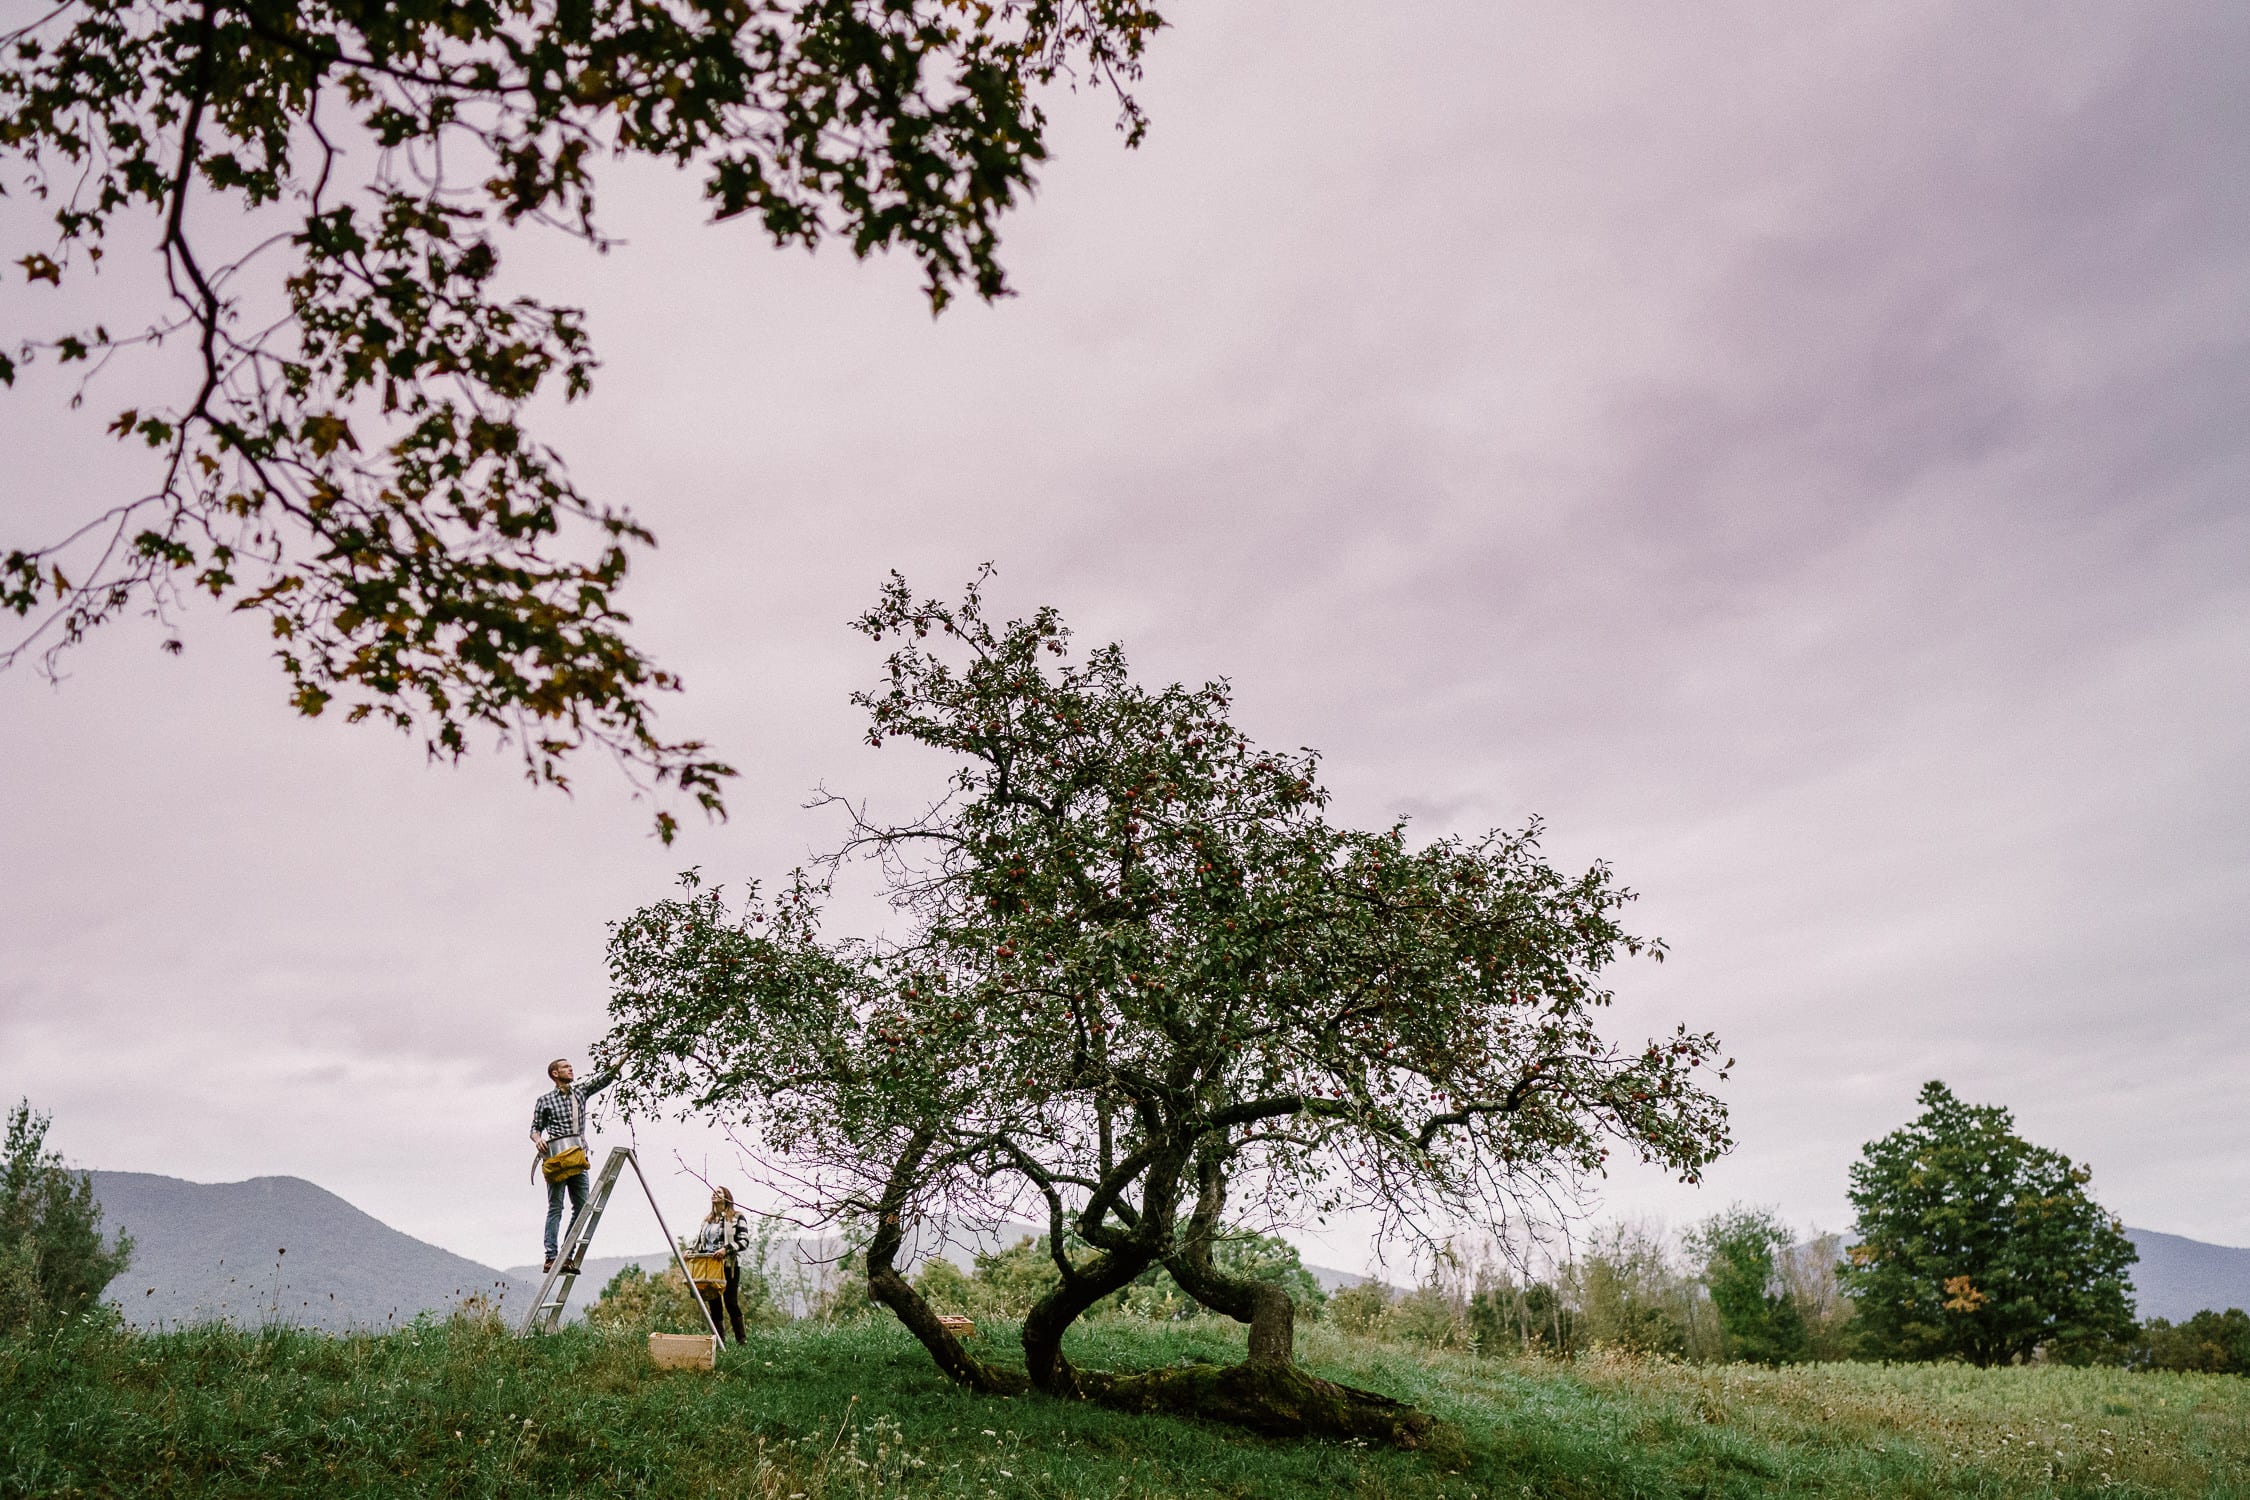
[1842,1081,2136,1366]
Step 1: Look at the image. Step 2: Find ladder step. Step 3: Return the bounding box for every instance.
[517,1145,715,1341]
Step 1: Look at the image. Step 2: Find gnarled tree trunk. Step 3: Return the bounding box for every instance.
[1020,1240,1159,1396]
[1076,1151,1446,1451]
[862,1130,1029,1395]
[1019,1134,1190,1397]
[1164,1147,1301,1366]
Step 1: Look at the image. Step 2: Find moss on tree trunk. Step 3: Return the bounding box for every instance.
[1020,1246,1157,1398]
[1075,1358,1449,1450]
[1061,1153,1448,1450]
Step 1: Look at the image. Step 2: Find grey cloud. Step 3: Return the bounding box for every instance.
[4,1,2243,1266]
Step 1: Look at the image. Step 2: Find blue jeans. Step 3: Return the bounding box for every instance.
[544,1171,588,1263]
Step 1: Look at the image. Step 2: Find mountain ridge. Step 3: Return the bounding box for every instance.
[89,1171,533,1332]
[87,1171,2250,1330]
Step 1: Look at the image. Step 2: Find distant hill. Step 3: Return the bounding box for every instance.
[87,1174,1368,1332]
[89,1172,530,1332]
[87,1171,2245,1332]
[2125,1228,2250,1323]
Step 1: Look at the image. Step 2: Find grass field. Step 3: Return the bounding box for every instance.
[4,1311,2246,1498]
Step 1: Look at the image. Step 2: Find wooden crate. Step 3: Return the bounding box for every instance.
[937,1315,976,1339]
[647,1332,718,1370]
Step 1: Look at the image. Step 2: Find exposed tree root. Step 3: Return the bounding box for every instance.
[1075,1358,1450,1452]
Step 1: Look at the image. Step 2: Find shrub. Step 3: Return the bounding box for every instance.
[910,1256,980,1316]
[970,1237,1062,1318]
[1101,1264,1202,1322]
[1329,1280,1394,1337]
[586,1263,708,1335]
[907,1238,1057,1321]
[1388,1282,1474,1351]
[0,1101,131,1336]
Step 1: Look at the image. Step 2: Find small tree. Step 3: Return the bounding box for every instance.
[1775,1230,1854,1362]
[602,574,1733,1441]
[0,1101,132,1336]
[1461,1273,1576,1356]
[1687,1206,1809,1365]
[1842,1081,2136,1366]
[1386,1278,1474,1352]
[1573,1222,1691,1358]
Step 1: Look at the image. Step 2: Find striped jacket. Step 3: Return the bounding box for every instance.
[691,1210,753,1262]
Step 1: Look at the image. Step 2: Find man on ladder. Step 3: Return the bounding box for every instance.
[518,1051,718,1347]
[531,1056,615,1274]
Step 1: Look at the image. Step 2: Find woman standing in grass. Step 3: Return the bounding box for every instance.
[691,1188,753,1343]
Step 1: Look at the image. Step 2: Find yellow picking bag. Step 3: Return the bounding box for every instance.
[540,1144,589,1183]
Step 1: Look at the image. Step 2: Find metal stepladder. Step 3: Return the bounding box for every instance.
[519,1146,719,1339]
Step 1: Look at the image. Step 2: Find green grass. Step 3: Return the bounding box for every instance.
[3,1311,2245,1498]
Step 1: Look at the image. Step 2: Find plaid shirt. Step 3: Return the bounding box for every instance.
[530,1066,617,1145]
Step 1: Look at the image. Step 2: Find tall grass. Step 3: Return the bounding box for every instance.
[3,1307,2244,1498]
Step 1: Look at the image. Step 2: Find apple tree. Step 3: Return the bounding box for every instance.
[601,573,1733,1441]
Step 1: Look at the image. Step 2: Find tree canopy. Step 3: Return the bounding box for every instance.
[1,1,1162,837]
[600,573,1733,1439]
[1842,1080,2137,1366]
[2132,1307,2250,1376]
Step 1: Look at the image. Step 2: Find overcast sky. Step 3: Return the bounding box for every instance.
[4,1,2245,1274]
